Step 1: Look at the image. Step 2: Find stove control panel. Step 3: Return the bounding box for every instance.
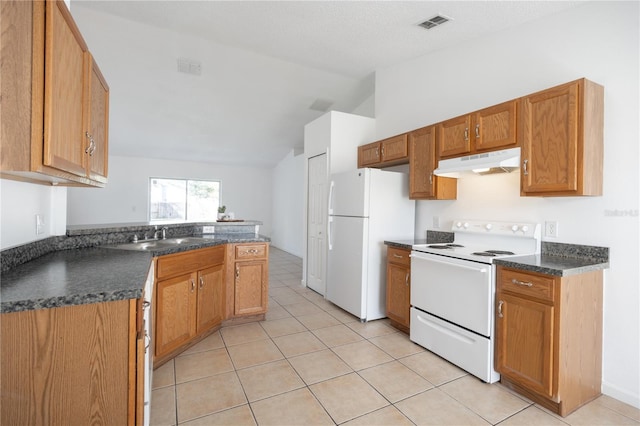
[453,220,540,238]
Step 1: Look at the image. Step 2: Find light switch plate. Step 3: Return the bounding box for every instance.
[36,214,45,234]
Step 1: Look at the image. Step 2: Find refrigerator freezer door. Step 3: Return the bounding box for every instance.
[326,215,368,320]
[329,169,369,217]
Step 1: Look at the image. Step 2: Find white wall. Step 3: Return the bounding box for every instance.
[0,180,67,249]
[67,156,273,236]
[375,1,639,408]
[271,149,305,256]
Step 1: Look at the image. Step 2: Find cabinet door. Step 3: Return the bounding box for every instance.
[437,115,471,158]
[155,273,196,359]
[409,126,457,200]
[386,262,410,328]
[85,53,109,183]
[357,142,381,167]
[43,0,88,177]
[495,292,555,398]
[474,100,518,151]
[520,82,579,194]
[196,264,224,333]
[234,260,268,316]
[380,134,408,164]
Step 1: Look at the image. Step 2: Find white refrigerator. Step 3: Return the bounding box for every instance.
[326,168,415,321]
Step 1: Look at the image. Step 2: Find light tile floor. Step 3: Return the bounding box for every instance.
[151,247,640,425]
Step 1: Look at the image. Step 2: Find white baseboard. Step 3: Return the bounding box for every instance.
[602,381,640,409]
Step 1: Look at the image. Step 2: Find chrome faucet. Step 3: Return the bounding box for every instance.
[154,226,168,240]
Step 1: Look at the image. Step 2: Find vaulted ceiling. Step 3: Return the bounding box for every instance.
[71,1,583,167]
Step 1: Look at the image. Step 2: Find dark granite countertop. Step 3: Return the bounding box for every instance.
[1,233,270,314]
[1,248,153,313]
[493,254,609,277]
[384,236,608,277]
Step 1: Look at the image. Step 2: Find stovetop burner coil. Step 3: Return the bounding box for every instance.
[427,243,464,249]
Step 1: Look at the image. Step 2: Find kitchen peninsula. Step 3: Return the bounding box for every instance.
[0,220,269,425]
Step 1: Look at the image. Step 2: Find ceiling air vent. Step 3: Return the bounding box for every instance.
[419,14,452,30]
[177,58,202,76]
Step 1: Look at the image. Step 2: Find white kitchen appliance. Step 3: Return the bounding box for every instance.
[326,168,415,321]
[410,219,540,383]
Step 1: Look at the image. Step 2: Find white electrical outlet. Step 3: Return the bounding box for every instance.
[202,225,215,234]
[544,221,558,238]
[36,214,45,234]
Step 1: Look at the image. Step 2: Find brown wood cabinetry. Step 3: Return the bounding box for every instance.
[358,134,409,168]
[154,245,225,364]
[1,299,140,425]
[438,100,518,159]
[495,266,603,416]
[226,243,270,318]
[385,246,411,332]
[0,0,109,187]
[408,126,457,200]
[520,79,603,196]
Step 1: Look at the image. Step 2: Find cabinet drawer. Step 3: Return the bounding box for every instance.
[498,268,556,302]
[235,243,267,260]
[387,247,411,267]
[157,245,225,280]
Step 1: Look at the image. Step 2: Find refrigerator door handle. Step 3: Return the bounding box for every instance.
[328,180,335,215]
[328,216,334,250]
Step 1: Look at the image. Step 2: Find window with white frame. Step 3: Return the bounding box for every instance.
[149,178,220,221]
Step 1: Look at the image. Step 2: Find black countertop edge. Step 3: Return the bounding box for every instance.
[1,289,143,314]
[66,221,263,236]
[384,240,427,250]
[494,255,609,277]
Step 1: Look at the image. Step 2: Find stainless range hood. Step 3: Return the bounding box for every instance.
[433,147,521,178]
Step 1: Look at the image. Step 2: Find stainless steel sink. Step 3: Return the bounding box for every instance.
[107,237,209,251]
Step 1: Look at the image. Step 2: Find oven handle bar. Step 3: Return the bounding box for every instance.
[413,311,475,345]
[410,251,488,273]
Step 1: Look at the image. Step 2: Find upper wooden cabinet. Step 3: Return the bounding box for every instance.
[408,126,457,200]
[438,100,518,159]
[0,0,109,187]
[520,79,603,196]
[358,134,409,168]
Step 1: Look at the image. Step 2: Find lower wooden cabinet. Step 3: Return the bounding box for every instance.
[1,299,140,425]
[226,243,270,318]
[495,266,603,416]
[385,246,411,332]
[154,245,225,364]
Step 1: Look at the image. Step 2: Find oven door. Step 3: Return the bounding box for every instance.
[410,251,493,337]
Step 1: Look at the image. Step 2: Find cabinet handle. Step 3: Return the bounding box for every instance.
[84,131,95,154]
[393,254,404,259]
[498,300,504,318]
[381,146,384,157]
[375,147,379,157]
[191,279,195,292]
[405,273,409,286]
[464,127,469,141]
[199,276,204,289]
[523,159,529,176]
[511,278,533,287]
[142,300,150,309]
[429,172,433,185]
[235,267,240,279]
[475,123,480,139]
[144,331,150,351]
